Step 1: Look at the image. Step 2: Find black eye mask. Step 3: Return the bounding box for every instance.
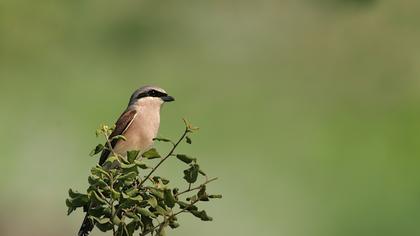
[136,90,167,99]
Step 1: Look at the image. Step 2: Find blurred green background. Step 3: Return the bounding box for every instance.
[1,0,420,235]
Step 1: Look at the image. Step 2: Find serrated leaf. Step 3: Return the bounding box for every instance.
[90,144,104,156]
[164,189,176,208]
[127,150,140,163]
[176,154,196,164]
[142,148,161,159]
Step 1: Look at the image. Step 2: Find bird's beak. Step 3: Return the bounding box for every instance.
[161,95,175,102]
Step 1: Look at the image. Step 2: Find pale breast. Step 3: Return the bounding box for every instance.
[113,106,161,155]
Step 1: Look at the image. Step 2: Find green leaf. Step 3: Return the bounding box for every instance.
[209,194,223,199]
[125,188,139,197]
[111,135,127,142]
[90,144,104,156]
[149,188,164,199]
[190,210,213,221]
[91,166,110,179]
[147,196,158,208]
[197,185,207,199]
[142,148,161,159]
[164,189,176,208]
[91,216,110,225]
[91,216,113,232]
[125,211,140,221]
[67,206,76,215]
[120,163,136,169]
[66,194,90,208]
[153,137,172,143]
[95,220,114,232]
[90,191,108,205]
[134,160,149,169]
[112,215,122,225]
[111,189,121,200]
[116,224,130,236]
[186,136,192,144]
[68,189,86,199]
[88,175,108,188]
[183,164,200,184]
[117,172,137,181]
[156,227,166,236]
[152,176,170,185]
[127,221,141,235]
[127,150,140,163]
[177,201,198,211]
[104,155,119,165]
[169,221,180,229]
[88,205,110,218]
[176,154,196,164]
[136,207,157,218]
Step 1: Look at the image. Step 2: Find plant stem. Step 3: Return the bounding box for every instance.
[139,128,189,186]
[175,177,218,197]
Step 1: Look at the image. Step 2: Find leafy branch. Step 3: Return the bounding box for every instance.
[67,119,221,236]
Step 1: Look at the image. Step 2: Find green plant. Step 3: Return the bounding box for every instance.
[66,120,221,236]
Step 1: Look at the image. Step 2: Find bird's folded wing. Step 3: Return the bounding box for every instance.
[99,109,137,165]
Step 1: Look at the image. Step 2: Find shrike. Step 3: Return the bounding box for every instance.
[78,85,175,236]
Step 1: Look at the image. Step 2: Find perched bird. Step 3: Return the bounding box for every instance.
[78,85,175,236]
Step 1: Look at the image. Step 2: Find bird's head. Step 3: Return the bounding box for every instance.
[128,86,175,108]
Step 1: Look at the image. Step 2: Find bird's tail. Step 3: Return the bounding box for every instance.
[78,213,94,236]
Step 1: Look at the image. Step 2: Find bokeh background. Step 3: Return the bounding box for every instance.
[1,0,420,235]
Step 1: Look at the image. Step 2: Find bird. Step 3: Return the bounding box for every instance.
[78,85,175,236]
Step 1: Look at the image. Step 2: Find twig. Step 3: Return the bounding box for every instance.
[139,128,189,187]
[175,177,218,197]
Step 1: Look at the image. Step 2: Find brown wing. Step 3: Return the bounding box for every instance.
[99,109,137,165]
